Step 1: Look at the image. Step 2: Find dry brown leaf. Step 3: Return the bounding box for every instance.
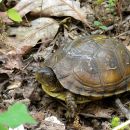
[6,17,59,55]
[81,104,114,119]
[4,52,23,69]
[7,80,22,90]
[0,12,12,24]
[1,18,59,69]
[14,0,40,16]
[14,0,91,28]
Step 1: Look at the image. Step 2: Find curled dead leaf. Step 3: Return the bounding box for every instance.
[14,0,91,28]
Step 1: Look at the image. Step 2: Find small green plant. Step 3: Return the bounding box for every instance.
[0,123,8,130]
[96,0,117,5]
[0,102,37,130]
[108,0,117,8]
[7,8,22,23]
[96,0,117,15]
[111,116,130,130]
[94,20,108,30]
[111,116,120,128]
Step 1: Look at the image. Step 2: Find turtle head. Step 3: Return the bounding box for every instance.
[35,66,57,85]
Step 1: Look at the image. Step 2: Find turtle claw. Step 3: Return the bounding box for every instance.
[65,110,75,120]
[65,112,81,130]
[73,115,81,130]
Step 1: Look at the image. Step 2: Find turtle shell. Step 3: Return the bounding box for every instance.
[45,35,130,97]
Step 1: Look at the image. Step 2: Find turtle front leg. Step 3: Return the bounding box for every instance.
[65,92,81,129]
[65,92,77,118]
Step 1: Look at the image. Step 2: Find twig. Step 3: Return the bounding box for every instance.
[113,120,130,130]
[114,30,130,38]
[115,98,130,119]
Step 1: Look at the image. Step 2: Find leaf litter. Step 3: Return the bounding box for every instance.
[0,0,130,130]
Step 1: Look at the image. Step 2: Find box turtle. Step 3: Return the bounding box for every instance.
[36,35,130,118]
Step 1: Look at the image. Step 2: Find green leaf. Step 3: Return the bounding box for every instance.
[0,123,8,130]
[94,21,107,30]
[111,116,120,128]
[94,21,102,26]
[99,25,108,30]
[108,0,116,7]
[7,8,22,23]
[0,103,37,128]
[0,0,3,3]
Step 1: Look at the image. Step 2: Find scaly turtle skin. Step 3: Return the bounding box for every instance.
[35,35,130,118]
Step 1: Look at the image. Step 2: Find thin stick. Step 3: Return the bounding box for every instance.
[113,120,130,130]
